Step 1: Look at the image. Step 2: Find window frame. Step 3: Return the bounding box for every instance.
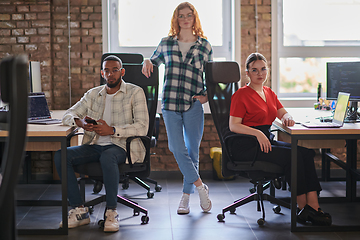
[102,0,240,113]
[105,0,232,61]
[271,0,360,107]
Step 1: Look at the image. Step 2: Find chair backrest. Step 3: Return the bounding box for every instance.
[74,61,159,178]
[99,53,158,138]
[0,55,28,239]
[120,64,158,177]
[205,61,240,177]
[121,63,159,139]
[100,53,144,85]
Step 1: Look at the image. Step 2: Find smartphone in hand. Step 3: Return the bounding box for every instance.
[85,119,97,125]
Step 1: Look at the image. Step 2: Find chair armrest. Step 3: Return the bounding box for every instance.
[66,127,83,146]
[126,135,151,167]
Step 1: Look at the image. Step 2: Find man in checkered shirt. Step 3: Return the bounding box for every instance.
[54,55,148,233]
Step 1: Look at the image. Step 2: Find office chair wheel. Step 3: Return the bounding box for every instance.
[98,219,105,228]
[88,206,94,214]
[273,178,282,189]
[147,191,154,198]
[93,181,103,194]
[155,185,162,192]
[122,181,129,190]
[141,215,149,224]
[257,218,265,226]
[217,214,225,222]
[273,205,281,214]
[230,208,236,214]
[249,187,256,194]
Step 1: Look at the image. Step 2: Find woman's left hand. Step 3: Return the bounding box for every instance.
[282,118,295,127]
[193,94,208,104]
[280,112,295,127]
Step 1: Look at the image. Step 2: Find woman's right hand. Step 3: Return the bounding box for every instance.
[256,131,272,153]
[142,59,153,78]
[229,116,272,153]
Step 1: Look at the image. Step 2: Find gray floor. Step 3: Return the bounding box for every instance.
[15,172,360,240]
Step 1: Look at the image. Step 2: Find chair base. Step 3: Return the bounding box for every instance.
[122,176,162,198]
[217,181,290,225]
[79,179,149,225]
[90,176,162,199]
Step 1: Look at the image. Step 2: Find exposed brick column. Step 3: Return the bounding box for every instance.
[241,0,271,87]
[52,0,102,109]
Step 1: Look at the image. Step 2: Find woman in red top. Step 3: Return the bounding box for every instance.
[229,53,331,226]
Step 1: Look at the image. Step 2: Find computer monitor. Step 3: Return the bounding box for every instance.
[326,61,360,122]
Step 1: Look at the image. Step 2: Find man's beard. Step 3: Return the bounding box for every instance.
[106,77,121,88]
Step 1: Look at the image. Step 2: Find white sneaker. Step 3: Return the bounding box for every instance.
[177,193,190,214]
[59,207,90,229]
[197,184,212,212]
[104,209,120,233]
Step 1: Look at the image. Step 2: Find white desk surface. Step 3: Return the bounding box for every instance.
[273,108,360,136]
[273,108,360,148]
[0,110,79,150]
[0,110,73,137]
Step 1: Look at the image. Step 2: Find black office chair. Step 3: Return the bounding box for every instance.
[0,55,28,240]
[72,63,159,225]
[205,61,290,226]
[98,53,162,195]
[101,52,144,64]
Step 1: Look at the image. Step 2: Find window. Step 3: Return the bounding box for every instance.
[104,0,234,112]
[273,0,360,101]
[107,0,232,60]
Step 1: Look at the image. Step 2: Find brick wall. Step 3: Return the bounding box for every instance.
[51,0,103,109]
[150,115,220,172]
[0,0,102,109]
[0,0,52,103]
[1,0,356,175]
[0,0,279,174]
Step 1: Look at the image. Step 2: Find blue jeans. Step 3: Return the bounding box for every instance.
[162,100,204,194]
[54,144,126,209]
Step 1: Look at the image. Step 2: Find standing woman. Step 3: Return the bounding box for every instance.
[229,52,332,226]
[142,2,212,214]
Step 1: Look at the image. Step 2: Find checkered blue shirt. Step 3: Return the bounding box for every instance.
[150,36,213,112]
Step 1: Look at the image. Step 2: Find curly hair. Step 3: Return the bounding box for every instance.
[168,2,207,39]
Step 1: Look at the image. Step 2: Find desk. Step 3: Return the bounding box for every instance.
[273,108,360,232]
[0,110,76,235]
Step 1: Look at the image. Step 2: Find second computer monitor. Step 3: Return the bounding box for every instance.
[326,61,360,101]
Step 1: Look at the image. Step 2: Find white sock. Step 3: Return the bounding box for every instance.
[196,184,205,191]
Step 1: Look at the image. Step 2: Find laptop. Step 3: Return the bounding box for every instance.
[28,93,62,124]
[301,92,350,128]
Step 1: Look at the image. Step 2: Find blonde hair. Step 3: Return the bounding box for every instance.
[168,2,207,39]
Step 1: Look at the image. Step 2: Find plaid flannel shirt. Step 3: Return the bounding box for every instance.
[62,80,149,164]
[150,36,213,112]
